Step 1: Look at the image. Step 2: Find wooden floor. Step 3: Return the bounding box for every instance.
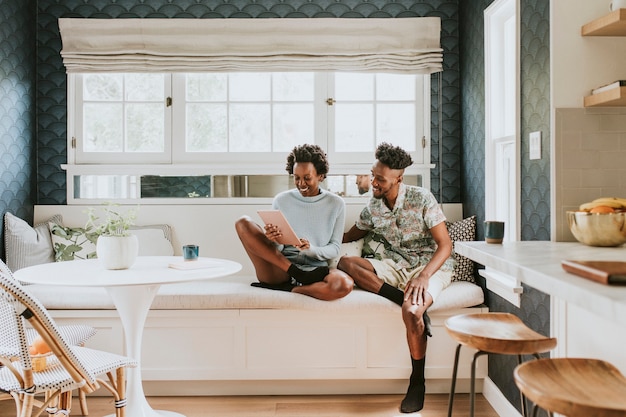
[0,394,499,416]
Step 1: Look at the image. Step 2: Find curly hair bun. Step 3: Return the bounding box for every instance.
[375,142,413,170]
[285,144,329,177]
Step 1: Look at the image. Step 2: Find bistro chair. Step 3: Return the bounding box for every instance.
[0,263,136,417]
[0,260,97,415]
[514,357,626,417]
[445,312,557,417]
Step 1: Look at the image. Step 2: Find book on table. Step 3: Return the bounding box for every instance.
[561,260,626,285]
[168,259,222,270]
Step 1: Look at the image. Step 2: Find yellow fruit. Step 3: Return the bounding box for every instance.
[589,205,615,214]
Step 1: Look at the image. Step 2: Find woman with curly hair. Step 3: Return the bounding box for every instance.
[235,144,353,300]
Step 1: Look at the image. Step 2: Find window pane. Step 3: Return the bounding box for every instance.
[503,15,516,136]
[126,103,164,152]
[74,175,137,199]
[230,103,271,151]
[230,73,270,101]
[125,74,164,101]
[272,73,314,101]
[73,174,421,200]
[83,74,122,101]
[273,103,314,152]
[141,175,212,198]
[187,73,227,101]
[376,73,415,100]
[377,103,416,151]
[84,103,123,151]
[187,104,227,152]
[335,104,374,152]
[335,73,374,100]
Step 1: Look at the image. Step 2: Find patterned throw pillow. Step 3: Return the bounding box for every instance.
[49,223,98,261]
[446,215,477,282]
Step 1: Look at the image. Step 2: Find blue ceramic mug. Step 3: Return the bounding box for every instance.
[484,221,505,244]
[183,244,199,261]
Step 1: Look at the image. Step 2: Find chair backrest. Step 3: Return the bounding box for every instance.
[0,260,97,392]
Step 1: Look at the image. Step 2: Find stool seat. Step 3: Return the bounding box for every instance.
[445,312,557,417]
[445,312,557,355]
[514,358,626,417]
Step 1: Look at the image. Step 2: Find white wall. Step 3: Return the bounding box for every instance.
[551,0,626,108]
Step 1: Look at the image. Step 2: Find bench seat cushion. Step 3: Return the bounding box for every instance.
[26,275,484,313]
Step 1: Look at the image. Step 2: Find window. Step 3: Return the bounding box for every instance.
[67,71,431,202]
[485,0,519,241]
[75,73,171,164]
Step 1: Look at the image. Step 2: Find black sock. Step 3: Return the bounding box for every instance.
[287,264,329,285]
[400,357,426,413]
[251,281,295,292]
[378,282,404,306]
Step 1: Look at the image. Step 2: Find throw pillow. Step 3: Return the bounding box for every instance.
[4,212,63,271]
[328,239,364,269]
[49,222,98,261]
[446,215,477,282]
[130,224,174,256]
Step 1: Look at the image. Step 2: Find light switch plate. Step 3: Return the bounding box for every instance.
[529,131,541,160]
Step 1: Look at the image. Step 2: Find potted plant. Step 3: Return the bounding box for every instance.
[86,204,139,270]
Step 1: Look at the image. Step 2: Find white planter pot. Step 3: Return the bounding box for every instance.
[96,235,139,270]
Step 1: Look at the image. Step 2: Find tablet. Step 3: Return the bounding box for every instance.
[257,210,301,246]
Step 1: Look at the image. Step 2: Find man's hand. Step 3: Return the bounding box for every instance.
[404,275,429,306]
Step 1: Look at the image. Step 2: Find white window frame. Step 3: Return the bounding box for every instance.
[65,72,433,204]
[71,73,173,165]
[485,0,520,241]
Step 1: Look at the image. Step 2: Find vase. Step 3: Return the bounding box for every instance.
[96,235,139,270]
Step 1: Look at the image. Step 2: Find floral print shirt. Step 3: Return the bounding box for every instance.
[356,183,455,271]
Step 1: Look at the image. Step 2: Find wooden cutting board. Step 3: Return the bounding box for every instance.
[561,260,626,285]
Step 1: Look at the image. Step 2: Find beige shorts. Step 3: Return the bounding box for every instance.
[366,258,452,303]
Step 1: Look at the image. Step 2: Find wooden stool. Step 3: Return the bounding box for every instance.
[445,312,557,417]
[514,357,626,417]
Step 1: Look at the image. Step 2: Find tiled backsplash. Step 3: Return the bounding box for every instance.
[554,107,626,241]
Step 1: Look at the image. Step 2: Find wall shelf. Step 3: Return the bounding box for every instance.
[584,86,626,107]
[582,10,626,107]
[582,9,626,36]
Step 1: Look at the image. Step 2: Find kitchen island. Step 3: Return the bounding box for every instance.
[456,241,626,373]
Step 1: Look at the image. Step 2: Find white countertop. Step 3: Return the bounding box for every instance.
[455,241,626,327]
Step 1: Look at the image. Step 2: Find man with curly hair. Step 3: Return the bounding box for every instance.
[338,142,455,413]
[235,144,353,300]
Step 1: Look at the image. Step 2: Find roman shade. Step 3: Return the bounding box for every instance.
[58,17,443,74]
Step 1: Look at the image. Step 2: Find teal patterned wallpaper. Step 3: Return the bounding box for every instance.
[0,0,35,260]
[35,0,462,204]
[459,0,551,413]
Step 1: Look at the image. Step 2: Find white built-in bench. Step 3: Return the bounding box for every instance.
[27,203,487,396]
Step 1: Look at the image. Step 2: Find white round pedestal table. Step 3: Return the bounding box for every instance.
[14,256,242,417]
